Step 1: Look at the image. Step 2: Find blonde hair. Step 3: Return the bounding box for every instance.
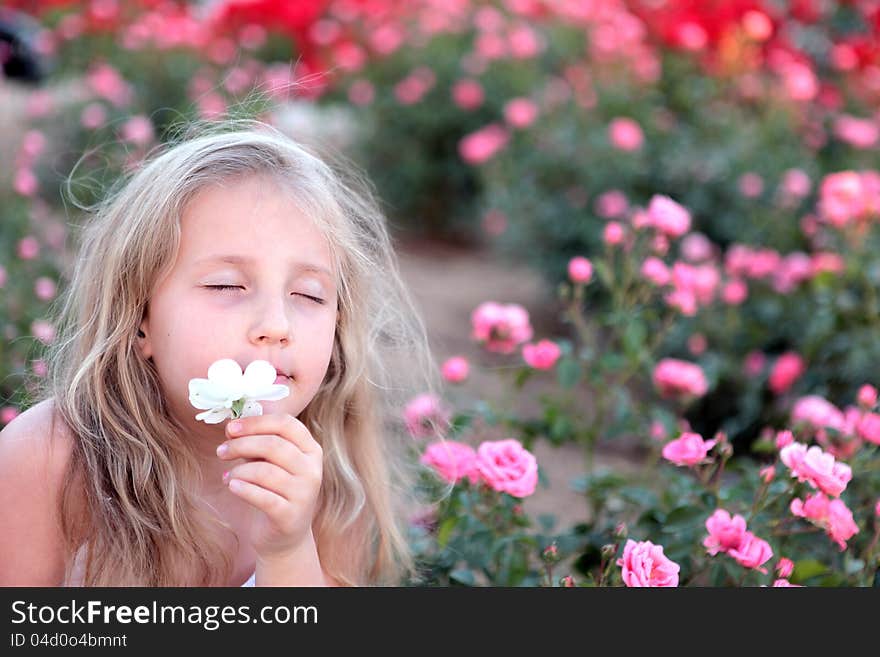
[32,119,443,586]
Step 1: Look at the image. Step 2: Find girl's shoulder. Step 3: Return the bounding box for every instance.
[0,398,76,473]
[0,398,87,585]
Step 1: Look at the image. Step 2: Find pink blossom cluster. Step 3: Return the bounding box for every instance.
[661,432,716,466]
[13,130,46,197]
[404,393,453,439]
[724,245,831,295]
[791,393,880,459]
[779,442,852,498]
[616,539,680,587]
[703,510,774,573]
[652,358,709,399]
[522,339,561,370]
[790,492,859,550]
[420,438,538,498]
[818,171,880,227]
[459,123,510,164]
[662,261,721,315]
[471,301,534,354]
[768,352,805,395]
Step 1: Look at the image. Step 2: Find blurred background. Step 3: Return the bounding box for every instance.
[2,1,880,585]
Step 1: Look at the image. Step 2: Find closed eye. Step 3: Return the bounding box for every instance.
[205,286,325,304]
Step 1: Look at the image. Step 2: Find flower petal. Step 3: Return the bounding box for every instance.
[240,400,264,418]
[189,378,238,409]
[242,360,277,394]
[249,384,291,402]
[195,407,232,424]
[207,359,245,387]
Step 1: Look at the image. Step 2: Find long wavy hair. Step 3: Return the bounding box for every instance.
[32,119,443,586]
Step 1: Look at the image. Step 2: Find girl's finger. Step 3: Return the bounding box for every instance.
[225,461,296,502]
[226,413,322,457]
[218,434,307,477]
[226,477,288,518]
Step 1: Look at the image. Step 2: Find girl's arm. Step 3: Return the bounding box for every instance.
[0,401,73,586]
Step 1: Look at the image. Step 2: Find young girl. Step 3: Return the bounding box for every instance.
[0,120,442,586]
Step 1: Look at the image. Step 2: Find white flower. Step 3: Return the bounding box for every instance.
[188,359,290,424]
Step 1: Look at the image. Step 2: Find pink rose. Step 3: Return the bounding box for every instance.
[653,358,709,398]
[608,117,644,151]
[681,233,713,262]
[834,115,879,149]
[17,236,40,260]
[791,395,846,433]
[568,256,593,284]
[522,339,561,370]
[34,276,57,301]
[14,169,38,197]
[703,509,748,555]
[857,384,878,409]
[0,406,20,425]
[738,172,764,198]
[616,539,680,587]
[603,221,625,245]
[421,441,479,485]
[30,319,56,345]
[775,430,794,449]
[780,442,852,497]
[641,257,671,286]
[818,171,880,227]
[781,168,811,199]
[474,439,538,498]
[595,189,629,219]
[404,393,452,439]
[441,356,469,384]
[459,124,509,164]
[776,557,794,579]
[771,579,802,587]
[857,412,880,445]
[504,97,539,129]
[452,78,484,110]
[120,115,154,147]
[768,352,806,394]
[471,301,534,354]
[662,432,717,467]
[728,532,773,573]
[647,195,691,238]
[743,351,766,376]
[790,492,859,550]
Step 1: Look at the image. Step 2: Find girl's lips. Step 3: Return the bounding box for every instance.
[274,374,289,385]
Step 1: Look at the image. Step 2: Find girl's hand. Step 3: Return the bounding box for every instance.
[217,413,323,561]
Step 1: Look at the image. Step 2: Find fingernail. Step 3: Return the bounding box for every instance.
[228,421,242,434]
[216,443,228,456]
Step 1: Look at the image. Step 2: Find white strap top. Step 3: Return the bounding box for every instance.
[241,571,256,587]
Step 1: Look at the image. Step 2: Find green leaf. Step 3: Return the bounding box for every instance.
[449,569,476,586]
[792,559,828,583]
[437,517,457,549]
[622,319,646,358]
[514,367,534,389]
[557,357,582,389]
[660,506,706,533]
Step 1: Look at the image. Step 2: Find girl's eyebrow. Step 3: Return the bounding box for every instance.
[194,254,333,279]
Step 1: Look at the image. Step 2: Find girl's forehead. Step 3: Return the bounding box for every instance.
[179,179,335,263]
